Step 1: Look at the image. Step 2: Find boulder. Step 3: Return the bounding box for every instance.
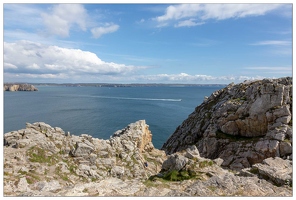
[71,142,94,157]
[252,157,292,186]
[162,154,188,172]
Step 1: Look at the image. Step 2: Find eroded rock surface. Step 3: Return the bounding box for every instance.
[161,77,292,170]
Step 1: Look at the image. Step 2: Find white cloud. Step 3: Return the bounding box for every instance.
[91,23,120,38]
[200,4,282,20]
[155,4,287,28]
[41,4,88,37]
[4,40,142,81]
[4,63,18,70]
[174,19,205,27]
[156,4,201,22]
[135,73,266,84]
[4,4,120,40]
[249,40,291,46]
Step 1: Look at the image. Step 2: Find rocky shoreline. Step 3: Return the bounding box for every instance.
[3,77,292,196]
[3,84,38,91]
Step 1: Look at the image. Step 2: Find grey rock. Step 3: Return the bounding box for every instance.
[213,158,224,166]
[35,181,61,192]
[252,157,292,186]
[162,77,292,169]
[279,141,292,157]
[16,177,31,192]
[111,166,125,178]
[15,139,30,148]
[71,142,94,157]
[162,154,188,171]
[184,145,200,159]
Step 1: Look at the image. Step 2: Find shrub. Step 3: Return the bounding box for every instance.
[163,169,196,181]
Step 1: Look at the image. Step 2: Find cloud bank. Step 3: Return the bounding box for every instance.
[4,40,289,83]
[4,40,141,81]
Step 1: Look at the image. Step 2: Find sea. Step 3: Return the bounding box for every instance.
[3,85,224,149]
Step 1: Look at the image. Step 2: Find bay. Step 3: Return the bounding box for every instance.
[3,85,224,149]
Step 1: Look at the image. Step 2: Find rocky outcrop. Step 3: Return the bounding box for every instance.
[3,120,292,196]
[3,120,167,196]
[161,77,292,170]
[4,84,38,91]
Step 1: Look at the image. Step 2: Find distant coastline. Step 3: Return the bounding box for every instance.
[16,83,228,88]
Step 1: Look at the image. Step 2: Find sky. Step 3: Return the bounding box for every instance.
[2,1,293,84]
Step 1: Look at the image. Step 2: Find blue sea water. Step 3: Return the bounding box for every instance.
[3,85,224,149]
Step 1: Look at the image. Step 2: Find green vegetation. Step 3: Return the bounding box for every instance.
[163,169,197,181]
[143,177,170,188]
[288,119,292,126]
[208,185,217,192]
[62,159,77,175]
[249,167,259,175]
[199,160,214,168]
[54,167,69,182]
[3,172,10,176]
[83,188,89,193]
[25,172,41,184]
[27,146,58,165]
[204,98,220,111]
[231,97,247,102]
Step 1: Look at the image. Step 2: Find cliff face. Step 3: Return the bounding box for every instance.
[162,77,292,170]
[4,84,38,91]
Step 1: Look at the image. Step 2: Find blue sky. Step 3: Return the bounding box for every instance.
[2,2,293,84]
